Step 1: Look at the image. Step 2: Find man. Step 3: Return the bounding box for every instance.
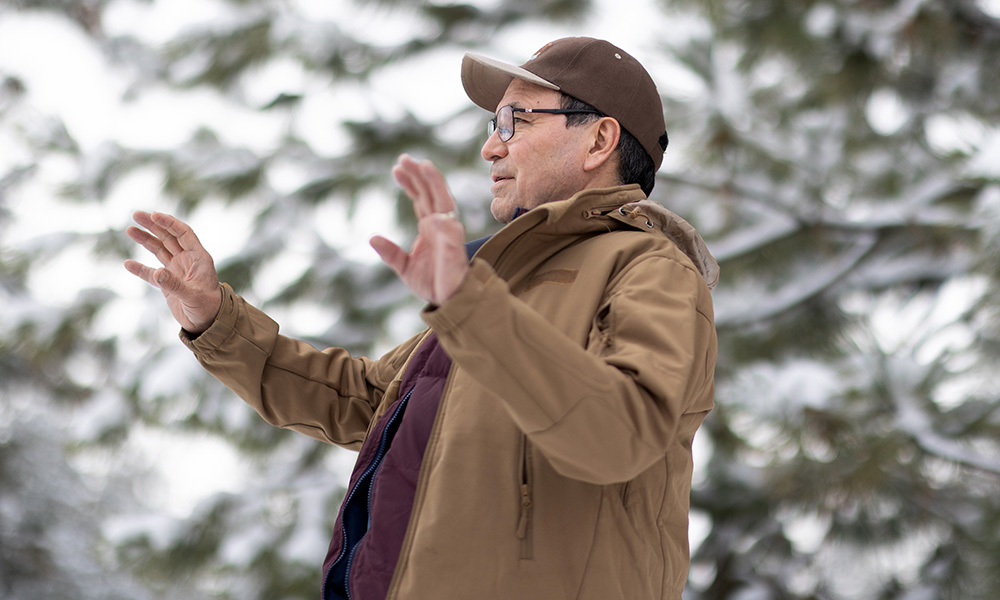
[125,37,719,600]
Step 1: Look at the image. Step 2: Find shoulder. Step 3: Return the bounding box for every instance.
[581,227,705,280]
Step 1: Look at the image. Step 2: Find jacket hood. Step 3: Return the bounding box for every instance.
[612,198,720,291]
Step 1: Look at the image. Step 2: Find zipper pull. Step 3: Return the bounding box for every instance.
[516,483,532,539]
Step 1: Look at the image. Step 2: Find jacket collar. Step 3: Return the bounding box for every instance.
[482,185,719,290]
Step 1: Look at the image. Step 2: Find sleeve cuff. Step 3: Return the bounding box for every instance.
[179,283,239,353]
[421,259,502,333]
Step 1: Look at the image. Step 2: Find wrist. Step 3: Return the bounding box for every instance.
[186,284,225,336]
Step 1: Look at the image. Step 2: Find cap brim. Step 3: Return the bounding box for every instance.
[461,52,560,112]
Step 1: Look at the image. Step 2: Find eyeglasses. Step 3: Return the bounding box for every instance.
[487,105,603,142]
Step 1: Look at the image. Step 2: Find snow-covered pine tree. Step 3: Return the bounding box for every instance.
[1,0,997,598]
[659,1,1000,598]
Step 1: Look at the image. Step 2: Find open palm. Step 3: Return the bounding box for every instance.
[124,211,223,334]
[370,155,469,306]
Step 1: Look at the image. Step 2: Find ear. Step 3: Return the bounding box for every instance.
[582,117,621,173]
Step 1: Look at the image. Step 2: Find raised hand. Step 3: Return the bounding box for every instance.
[370,154,469,306]
[124,211,223,334]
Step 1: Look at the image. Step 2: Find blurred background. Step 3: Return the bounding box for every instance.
[1,0,998,598]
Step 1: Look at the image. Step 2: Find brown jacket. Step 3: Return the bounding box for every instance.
[183,184,718,599]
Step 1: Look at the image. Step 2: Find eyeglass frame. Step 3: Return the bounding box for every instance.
[487,105,604,142]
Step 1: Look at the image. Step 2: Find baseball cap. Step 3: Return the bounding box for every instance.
[461,37,669,171]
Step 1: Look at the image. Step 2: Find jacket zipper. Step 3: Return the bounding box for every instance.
[516,434,534,560]
[321,386,414,600]
[489,228,539,562]
[383,365,456,600]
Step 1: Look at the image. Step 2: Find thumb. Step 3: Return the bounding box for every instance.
[370,236,407,274]
[153,267,182,293]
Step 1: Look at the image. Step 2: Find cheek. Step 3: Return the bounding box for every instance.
[514,148,553,186]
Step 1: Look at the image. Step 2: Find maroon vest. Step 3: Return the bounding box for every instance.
[322,333,451,600]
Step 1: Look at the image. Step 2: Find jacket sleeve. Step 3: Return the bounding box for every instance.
[422,255,716,484]
[181,284,421,449]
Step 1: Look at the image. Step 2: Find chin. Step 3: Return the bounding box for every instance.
[490,198,516,224]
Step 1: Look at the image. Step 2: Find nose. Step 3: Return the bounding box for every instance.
[481,129,507,162]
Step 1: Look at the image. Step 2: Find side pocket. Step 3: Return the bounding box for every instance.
[516,434,534,560]
[586,297,615,354]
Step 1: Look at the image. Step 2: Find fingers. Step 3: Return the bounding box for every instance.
[123,259,166,289]
[132,210,182,256]
[393,154,457,219]
[126,225,173,267]
[150,211,207,253]
[123,256,191,297]
[130,210,206,257]
[419,161,456,215]
[393,156,431,220]
[123,258,152,283]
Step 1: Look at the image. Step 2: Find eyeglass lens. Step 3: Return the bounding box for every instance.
[487,105,514,142]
